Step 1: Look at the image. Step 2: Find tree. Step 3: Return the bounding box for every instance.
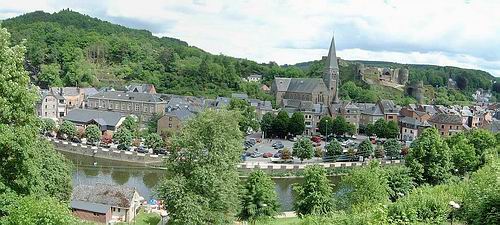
[289,112,305,136]
[373,119,387,138]
[292,138,315,163]
[332,116,350,136]
[464,129,496,165]
[156,110,242,225]
[384,166,414,202]
[281,147,292,161]
[293,165,335,217]
[229,98,259,133]
[38,63,63,88]
[41,118,56,134]
[357,140,373,161]
[446,133,479,176]
[317,116,333,136]
[146,113,161,134]
[239,170,280,224]
[0,26,72,213]
[59,120,76,138]
[85,124,101,145]
[260,112,275,138]
[324,140,342,161]
[337,162,389,209]
[406,128,452,185]
[273,111,289,138]
[145,133,164,150]
[384,121,399,138]
[0,195,76,225]
[114,128,132,150]
[375,145,385,158]
[121,115,138,132]
[383,139,401,159]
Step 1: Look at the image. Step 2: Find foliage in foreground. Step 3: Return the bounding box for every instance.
[239,170,280,224]
[293,165,335,217]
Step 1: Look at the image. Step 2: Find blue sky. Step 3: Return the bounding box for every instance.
[1,0,500,77]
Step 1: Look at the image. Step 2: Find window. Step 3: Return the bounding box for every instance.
[456,126,459,129]
[45,105,47,109]
[59,99,64,104]
[169,117,172,121]
[115,102,119,110]
[59,112,65,117]
[441,132,444,135]
[109,103,113,109]
[112,208,116,212]
[150,106,154,113]
[450,125,452,129]
[127,104,131,111]
[45,112,47,116]
[410,130,413,134]
[135,104,140,111]
[169,124,172,128]
[102,101,106,108]
[404,128,407,132]
[143,106,147,112]
[121,103,126,110]
[117,208,120,212]
[45,99,47,102]
[93,212,99,216]
[441,125,444,129]
[388,115,393,119]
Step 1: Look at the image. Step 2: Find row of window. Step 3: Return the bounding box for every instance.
[92,100,155,113]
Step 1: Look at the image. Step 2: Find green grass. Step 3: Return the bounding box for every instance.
[116,208,161,225]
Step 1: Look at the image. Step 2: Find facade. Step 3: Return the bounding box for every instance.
[356,103,384,126]
[281,100,328,135]
[86,91,167,120]
[246,74,262,82]
[399,117,431,141]
[71,184,142,223]
[64,109,126,131]
[38,89,67,120]
[330,101,361,130]
[378,99,399,122]
[429,113,464,137]
[399,107,431,122]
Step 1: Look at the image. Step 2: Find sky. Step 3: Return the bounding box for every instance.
[1,0,500,77]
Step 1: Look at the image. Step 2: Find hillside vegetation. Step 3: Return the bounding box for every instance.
[2,9,498,103]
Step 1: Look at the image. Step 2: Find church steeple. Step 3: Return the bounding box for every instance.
[323,33,340,104]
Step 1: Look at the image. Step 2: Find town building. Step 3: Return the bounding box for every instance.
[428,113,464,137]
[399,116,431,141]
[125,83,156,94]
[71,184,142,224]
[37,88,67,120]
[63,109,126,132]
[356,103,384,126]
[86,91,167,120]
[399,106,431,122]
[246,74,262,82]
[331,101,361,130]
[281,99,329,135]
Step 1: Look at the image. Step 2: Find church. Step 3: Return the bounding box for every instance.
[271,34,340,135]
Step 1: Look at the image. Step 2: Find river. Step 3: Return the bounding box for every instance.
[62,151,341,212]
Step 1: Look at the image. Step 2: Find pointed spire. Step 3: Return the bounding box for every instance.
[326,34,339,71]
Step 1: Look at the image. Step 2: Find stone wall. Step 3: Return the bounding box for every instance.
[49,138,164,166]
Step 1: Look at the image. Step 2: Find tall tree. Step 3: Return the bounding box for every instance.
[157,110,242,225]
[293,165,335,217]
[357,140,373,161]
[288,112,305,136]
[332,116,350,136]
[383,139,401,159]
[144,133,164,150]
[406,128,452,185]
[324,140,343,161]
[38,63,63,88]
[260,113,275,138]
[114,128,132,150]
[384,166,414,202]
[464,129,496,165]
[273,111,289,138]
[121,115,138,132]
[228,98,259,133]
[292,138,315,163]
[0,195,76,225]
[59,121,76,138]
[317,116,333,136]
[85,124,101,145]
[446,133,479,176]
[239,170,280,224]
[385,121,399,138]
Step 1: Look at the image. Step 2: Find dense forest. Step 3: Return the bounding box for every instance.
[2,9,499,103]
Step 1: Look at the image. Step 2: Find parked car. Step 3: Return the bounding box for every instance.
[71,137,81,143]
[271,141,282,147]
[136,146,148,154]
[248,138,257,145]
[311,136,321,143]
[273,152,282,158]
[153,148,167,155]
[288,136,297,142]
[274,143,284,149]
[251,152,263,158]
[263,152,273,158]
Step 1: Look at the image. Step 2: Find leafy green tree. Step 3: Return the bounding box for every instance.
[239,170,280,224]
[384,166,414,202]
[324,139,343,160]
[373,119,387,138]
[293,138,315,163]
[289,112,305,136]
[59,120,76,138]
[317,116,333,136]
[229,98,259,133]
[273,110,289,138]
[337,161,389,209]
[375,144,385,158]
[446,133,479,176]
[332,116,351,136]
[145,133,164,150]
[114,128,132,150]
[41,118,56,134]
[146,113,161,134]
[38,63,63,88]
[357,140,373,161]
[406,128,452,185]
[156,110,242,225]
[260,112,275,138]
[385,121,399,138]
[121,115,138,132]
[464,129,496,165]
[281,147,292,161]
[293,165,335,217]
[462,158,500,225]
[85,124,101,145]
[383,139,401,159]
[0,195,76,225]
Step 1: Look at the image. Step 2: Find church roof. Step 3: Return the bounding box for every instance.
[287,78,327,93]
[326,34,339,71]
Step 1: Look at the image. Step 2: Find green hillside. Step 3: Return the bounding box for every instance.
[0,10,304,100]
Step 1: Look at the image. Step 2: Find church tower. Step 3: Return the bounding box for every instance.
[323,34,340,104]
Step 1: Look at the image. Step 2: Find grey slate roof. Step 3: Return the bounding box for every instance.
[429,113,463,125]
[82,88,98,97]
[50,87,81,97]
[125,83,155,93]
[89,91,164,103]
[326,35,339,70]
[64,109,124,127]
[286,78,327,93]
[72,184,137,208]
[274,78,291,92]
[379,100,398,114]
[71,200,110,214]
[166,108,195,121]
[356,103,383,115]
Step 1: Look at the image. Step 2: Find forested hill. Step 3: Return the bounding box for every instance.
[0,9,304,99]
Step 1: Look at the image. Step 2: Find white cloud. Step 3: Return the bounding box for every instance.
[1,0,500,76]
